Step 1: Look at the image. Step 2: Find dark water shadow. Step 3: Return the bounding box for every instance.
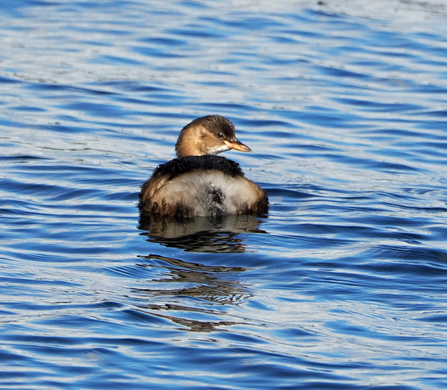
[139,214,267,253]
[134,215,266,330]
[131,254,252,332]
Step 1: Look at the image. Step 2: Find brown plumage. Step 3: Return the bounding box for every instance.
[139,115,268,222]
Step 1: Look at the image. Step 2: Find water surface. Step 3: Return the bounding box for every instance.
[1,0,447,389]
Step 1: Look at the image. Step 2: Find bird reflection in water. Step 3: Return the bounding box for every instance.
[139,214,267,253]
[136,214,267,331]
[132,254,252,332]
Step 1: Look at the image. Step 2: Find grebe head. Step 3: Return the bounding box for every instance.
[175,115,251,158]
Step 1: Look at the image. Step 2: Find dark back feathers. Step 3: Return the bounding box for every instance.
[152,155,244,181]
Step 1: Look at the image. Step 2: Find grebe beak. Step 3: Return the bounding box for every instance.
[224,139,251,153]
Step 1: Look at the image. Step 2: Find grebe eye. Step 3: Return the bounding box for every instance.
[218,132,225,139]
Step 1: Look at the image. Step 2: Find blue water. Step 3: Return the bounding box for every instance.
[1,1,447,389]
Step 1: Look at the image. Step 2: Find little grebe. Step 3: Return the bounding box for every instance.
[139,115,268,221]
